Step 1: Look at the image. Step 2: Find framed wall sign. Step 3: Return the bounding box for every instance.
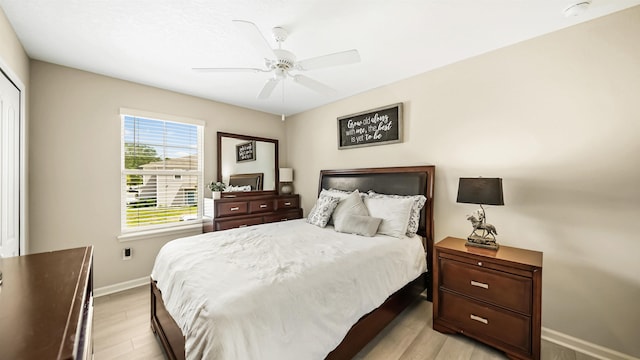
[337,103,403,149]
[236,140,256,162]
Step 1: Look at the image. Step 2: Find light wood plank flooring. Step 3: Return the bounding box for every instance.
[93,286,597,360]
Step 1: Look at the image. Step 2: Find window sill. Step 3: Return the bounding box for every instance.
[117,222,204,242]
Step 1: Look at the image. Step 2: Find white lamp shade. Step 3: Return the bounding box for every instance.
[279,168,293,182]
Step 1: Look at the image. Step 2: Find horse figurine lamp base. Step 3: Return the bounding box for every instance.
[465,206,499,250]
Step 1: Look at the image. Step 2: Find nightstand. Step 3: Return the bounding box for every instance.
[433,237,543,360]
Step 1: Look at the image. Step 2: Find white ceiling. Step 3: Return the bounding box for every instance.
[1,0,639,116]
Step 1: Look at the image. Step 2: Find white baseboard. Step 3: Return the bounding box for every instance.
[542,327,639,360]
[94,276,149,297]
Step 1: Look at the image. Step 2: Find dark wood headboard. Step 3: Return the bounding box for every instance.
[228,172,264,190]
[318,165,436,299]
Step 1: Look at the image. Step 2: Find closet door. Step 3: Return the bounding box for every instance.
[0,69,21,257]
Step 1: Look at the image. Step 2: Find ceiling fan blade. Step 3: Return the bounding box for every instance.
[293,75,337,96]
[192,67,266,73]
[257,78,281,99]
[296,49,361,71]
[232,20,276,60]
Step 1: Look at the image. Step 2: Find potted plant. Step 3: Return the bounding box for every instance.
[208,181,226,199]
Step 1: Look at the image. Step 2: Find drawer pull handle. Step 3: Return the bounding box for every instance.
[239,224,247,228]
[471,280,489,289]
[260,204,267,208]
[230,207,240,211]
[477,261,483,266]
[281,218,288,221]
[284,202,291,206]
[470,314,488,324]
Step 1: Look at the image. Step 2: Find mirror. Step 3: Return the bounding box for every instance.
[217,132,279,195]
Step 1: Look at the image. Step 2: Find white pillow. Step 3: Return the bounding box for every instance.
[225,184,252,192]
[331,189,369,228]
[320,188,352,200]
[306,194,341,228]
[368,191,427,237]
[364,196,414,238]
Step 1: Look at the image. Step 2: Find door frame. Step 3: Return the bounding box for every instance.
[0,54,27,255]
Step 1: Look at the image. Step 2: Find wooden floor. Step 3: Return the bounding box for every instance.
[93,286,597,360]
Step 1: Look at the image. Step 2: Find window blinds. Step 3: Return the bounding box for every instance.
[121,114,203,232]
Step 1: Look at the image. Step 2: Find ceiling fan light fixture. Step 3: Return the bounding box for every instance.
[563,1,591,17]
[272,27,288,43]
[273,49,296,70]
[195,20,360,100]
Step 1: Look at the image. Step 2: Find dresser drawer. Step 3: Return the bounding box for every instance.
[215,216,263,231]
[439,290,531,353]
[275,197,299,210]
[440,258,532,314]
[207,194,303,232]
[264,209,303,223]
[249,199,274,213]
[216,201,248,217]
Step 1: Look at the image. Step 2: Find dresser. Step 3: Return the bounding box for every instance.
[433,237,542,360]
[0,246,94,360]
[204,193,303,232]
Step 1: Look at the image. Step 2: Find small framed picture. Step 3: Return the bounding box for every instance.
[236,141,256,162]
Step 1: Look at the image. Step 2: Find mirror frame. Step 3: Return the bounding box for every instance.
[217,131,279,196]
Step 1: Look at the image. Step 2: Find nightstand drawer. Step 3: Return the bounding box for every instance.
[440,258,532,314]
[215,216,263,230]
[249,199,274,213]
[439,290,531,353]
[216,201,248,217]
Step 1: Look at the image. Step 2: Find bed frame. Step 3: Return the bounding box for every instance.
[228,172,263,190]
[151,165,435,360]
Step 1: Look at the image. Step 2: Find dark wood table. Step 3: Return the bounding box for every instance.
[0,246,93,359]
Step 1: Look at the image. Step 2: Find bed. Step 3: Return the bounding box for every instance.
[150,165,435,359]
[228,172,263,190]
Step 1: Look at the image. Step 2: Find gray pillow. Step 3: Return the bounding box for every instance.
[331,189,369,227]
[306,194,341,228]
[335,214,382,237]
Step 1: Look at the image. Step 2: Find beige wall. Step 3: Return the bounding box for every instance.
[286,6,640,358]
[0,6,29,84]
[28,60,283,288]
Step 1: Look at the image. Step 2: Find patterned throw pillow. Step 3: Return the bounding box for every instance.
[368,191,427,237]
[306,194,341,228]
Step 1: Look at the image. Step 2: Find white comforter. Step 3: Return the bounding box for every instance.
[151,219,426,360]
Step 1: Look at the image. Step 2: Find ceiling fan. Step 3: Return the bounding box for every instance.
[193,20,361,100]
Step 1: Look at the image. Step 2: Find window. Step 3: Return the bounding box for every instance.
[121,110,203,233]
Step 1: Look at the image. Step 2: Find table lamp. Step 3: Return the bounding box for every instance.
[279,168,294,194]
[457,177,504,250]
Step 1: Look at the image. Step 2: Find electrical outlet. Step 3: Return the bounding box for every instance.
[122,247,132,260]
